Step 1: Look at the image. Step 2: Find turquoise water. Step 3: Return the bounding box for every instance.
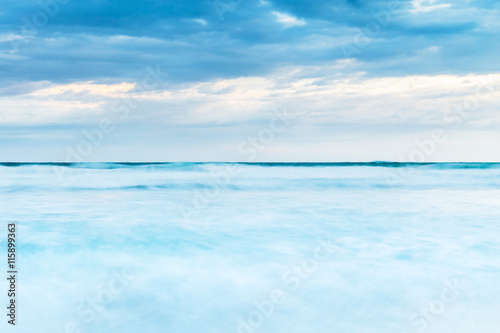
[1,163,500,332]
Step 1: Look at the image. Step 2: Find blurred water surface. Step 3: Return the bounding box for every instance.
[1,162,499,333]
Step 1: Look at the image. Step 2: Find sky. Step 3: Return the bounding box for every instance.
[0,0,499,161]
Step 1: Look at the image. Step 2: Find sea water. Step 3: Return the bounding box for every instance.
[0,163,499,332]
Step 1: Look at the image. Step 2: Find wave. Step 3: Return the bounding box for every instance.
[1,164,499,192]
[1,162,500,169]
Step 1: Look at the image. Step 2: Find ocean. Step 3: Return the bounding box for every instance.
[1,162,499,332]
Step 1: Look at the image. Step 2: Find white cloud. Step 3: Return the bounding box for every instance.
[31,82,135,97]
[2,66,500,130]
[0,33,25,43]
[411,0,452,13]
[192,18,208,26]
[0,82,134,125]
[272,11,306,28]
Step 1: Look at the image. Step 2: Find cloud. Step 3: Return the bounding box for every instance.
[2,64,499,129]
[0,33,25,42]
[272,11,306,27]
[0,0,498,85]
[1,0,499,161]
[31,82,135,97]
[410,0,452,13]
